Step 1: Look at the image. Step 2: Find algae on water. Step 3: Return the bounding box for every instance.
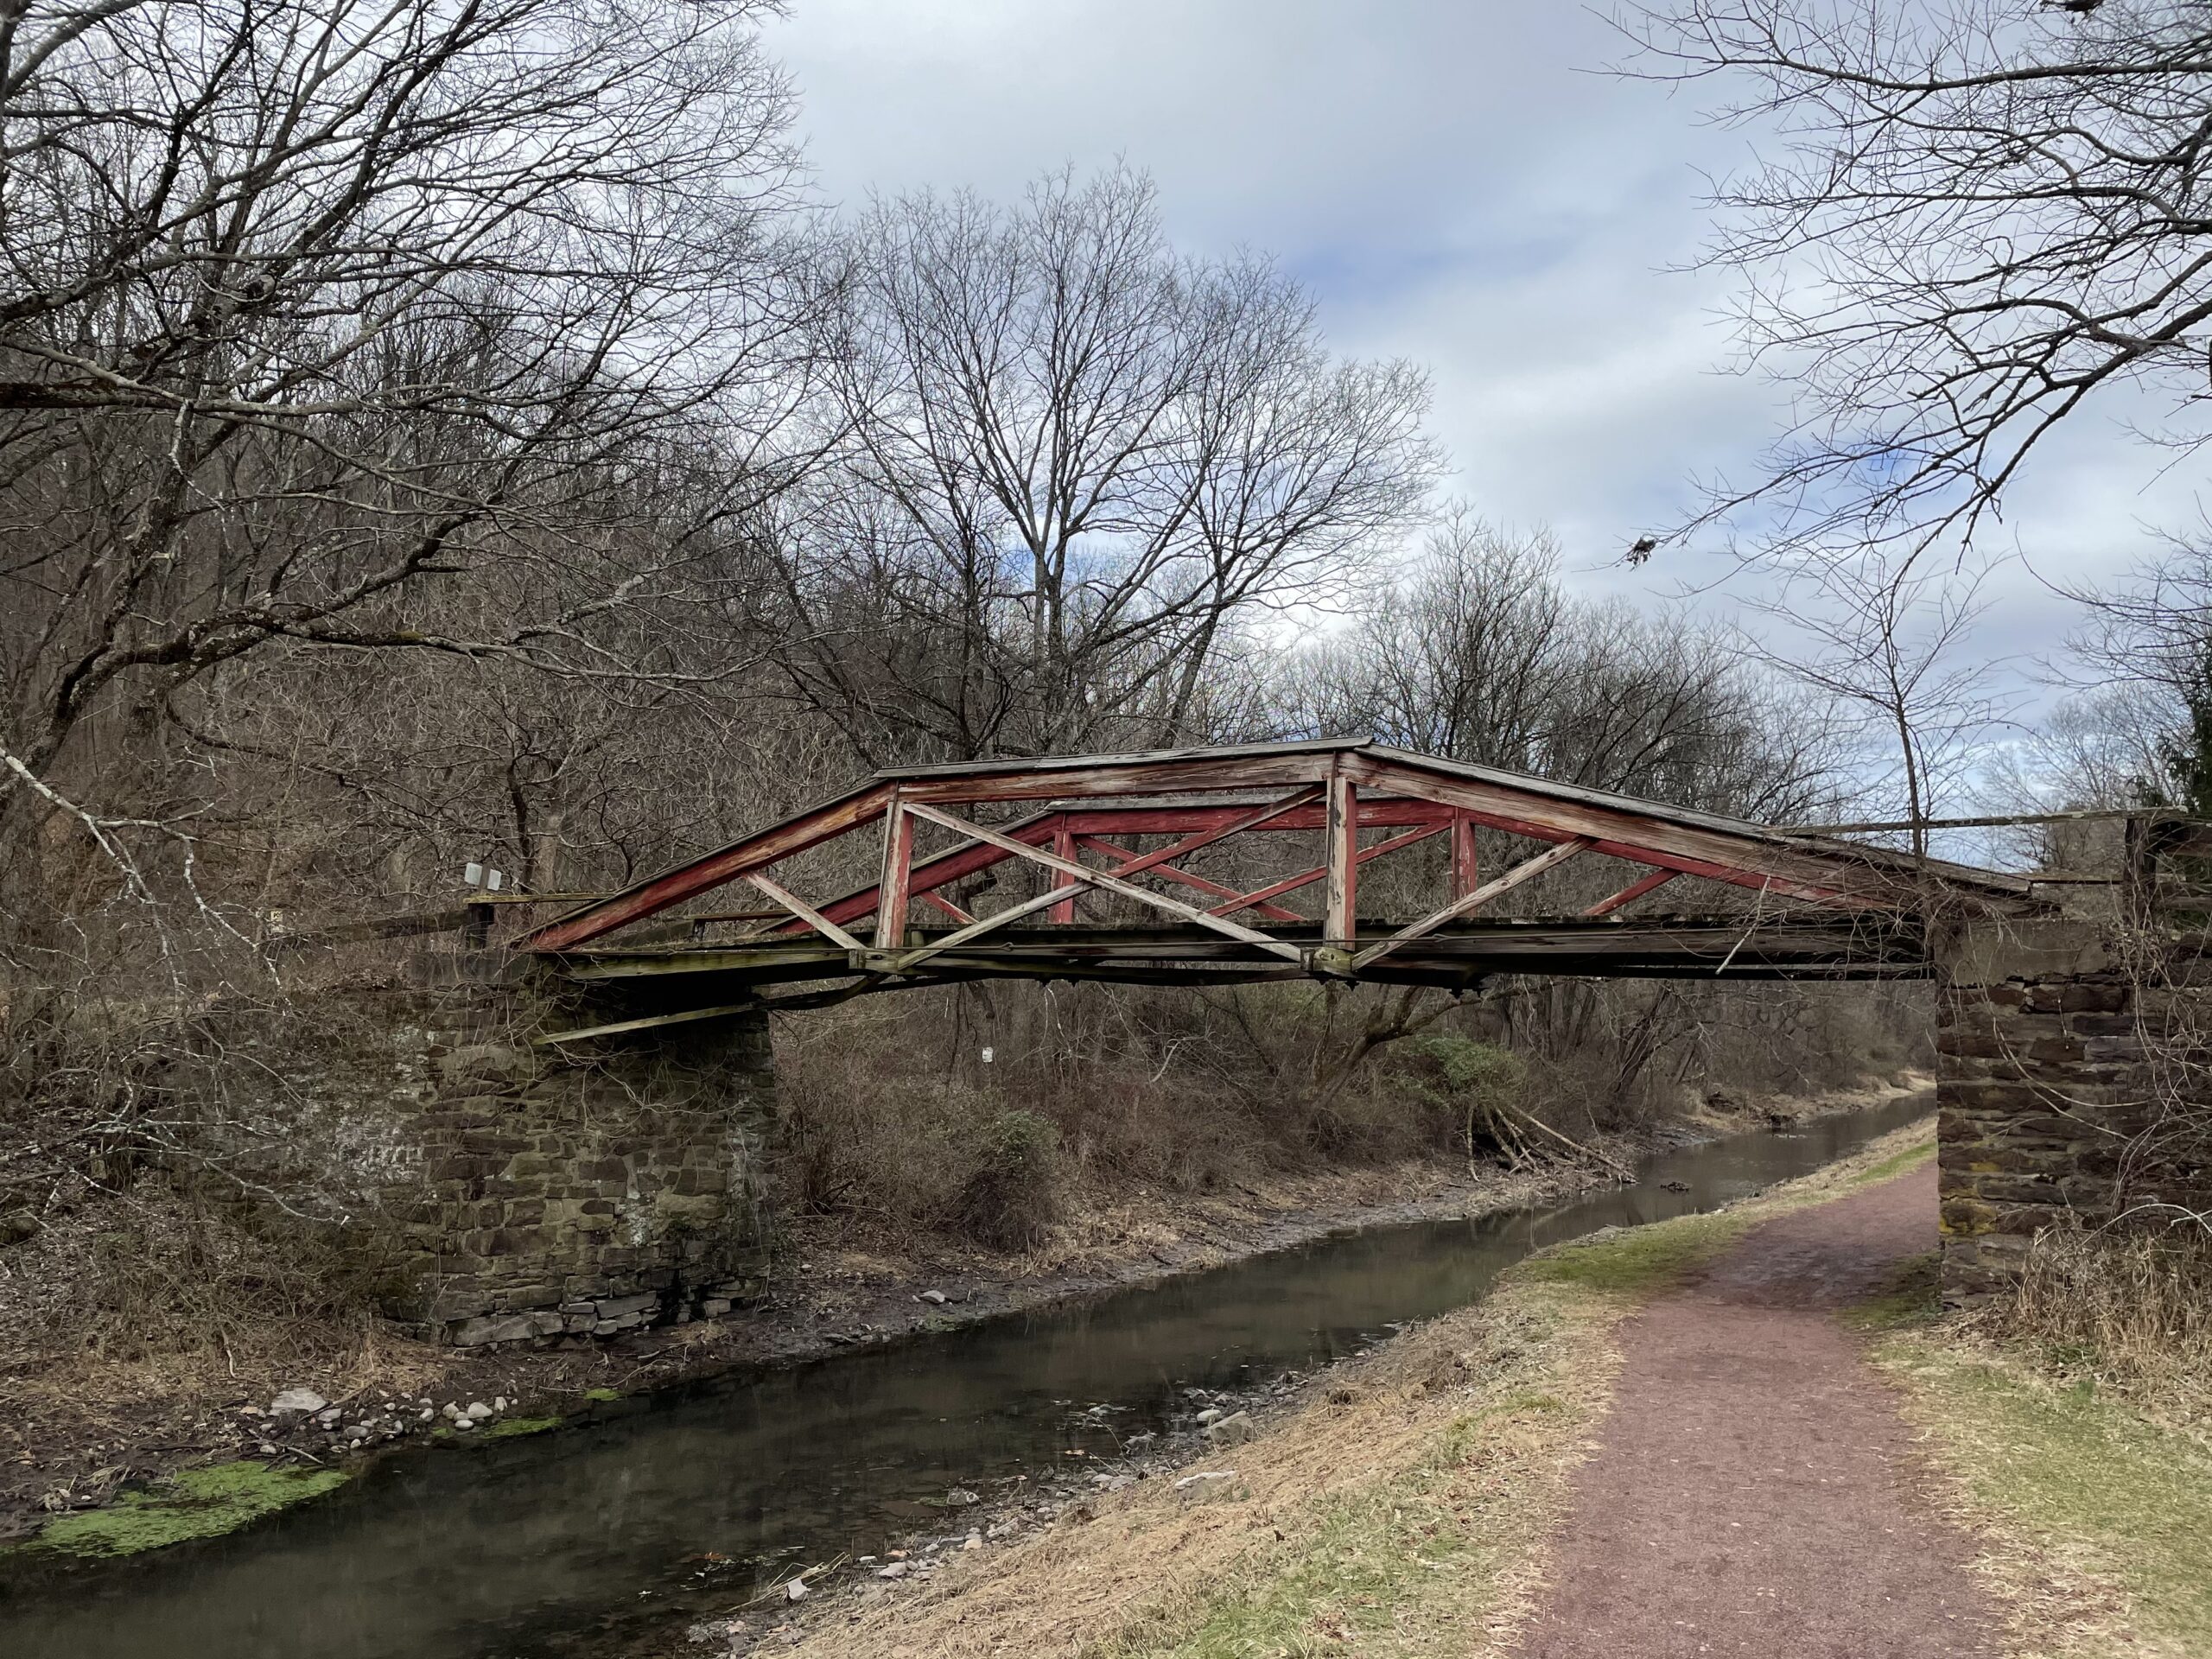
[483,1414,562,1439]
[24,1460,347,1558]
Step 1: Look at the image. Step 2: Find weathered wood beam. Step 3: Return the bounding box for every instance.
[747,873,867,952]
[893,798,1313,969]
[919,891,974,923]
[1341,754,1877,909]
[524,781,895,952]
[1452,809,1478,900]
[1325,768,1357,950]
[796,810,1056,934]
[1051,824,1078,925]
[1206,821,1447,918]
[1074,834,1306,923]
[533,1001,759,1046]
[874,789,915,949]
[1583,867,1681,918]
[1351,837,1594,972]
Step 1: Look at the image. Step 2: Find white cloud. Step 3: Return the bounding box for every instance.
[763,0,2202,798]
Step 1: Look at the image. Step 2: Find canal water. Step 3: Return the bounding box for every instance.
[0,1093,1933,1658]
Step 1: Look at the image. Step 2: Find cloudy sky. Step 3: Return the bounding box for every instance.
[764,0,2196,716]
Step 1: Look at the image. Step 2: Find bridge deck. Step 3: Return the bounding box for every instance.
[563,914,1928,992]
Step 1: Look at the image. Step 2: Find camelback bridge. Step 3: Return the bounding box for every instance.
[361,739,2204,1344]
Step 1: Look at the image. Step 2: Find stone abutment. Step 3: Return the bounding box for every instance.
[1936,918,2210,1303]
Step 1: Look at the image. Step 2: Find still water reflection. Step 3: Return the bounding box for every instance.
[0,1094,1932,1659]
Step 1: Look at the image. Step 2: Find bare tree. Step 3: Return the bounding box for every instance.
[0,0,820,842]
[1738,551,2015,854]
[759,165,1441,765]
[1619,0,2212,569]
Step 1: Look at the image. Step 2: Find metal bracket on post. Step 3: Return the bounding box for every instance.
[1304,944,1357,980]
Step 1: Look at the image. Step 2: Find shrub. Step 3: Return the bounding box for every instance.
[957,1108,1060,1249]
[1987,1218,2212,1418]
[1399,1034,1529,1163]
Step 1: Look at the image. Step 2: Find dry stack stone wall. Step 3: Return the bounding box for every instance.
[1936,918,2210,1303]
[364,979,774,1345]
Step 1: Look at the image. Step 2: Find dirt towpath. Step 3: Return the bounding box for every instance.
[1516,1162,2005,1659]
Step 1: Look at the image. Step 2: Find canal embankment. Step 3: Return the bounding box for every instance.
[0,1079,1922,1549]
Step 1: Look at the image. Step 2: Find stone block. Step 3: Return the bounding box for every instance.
[450,1309,564,1346]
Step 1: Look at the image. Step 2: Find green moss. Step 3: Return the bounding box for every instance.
[1878,1332,2212,1653]
[582,1387,622,1403]
[22,1461,347,1559]
[1842,1250,1942,1332]
[482,1414,561,1439]
[1851,1137,1937,1188]
[1506,1210,1748,1299]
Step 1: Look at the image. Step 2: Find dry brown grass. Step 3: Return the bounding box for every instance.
[1980,1222,2212,1429]
[762,1121,1946,1659]
[770,1275,1624,1659]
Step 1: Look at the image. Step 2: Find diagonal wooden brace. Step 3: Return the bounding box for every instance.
[747,873,868,951]
[890,795,1319,970]
[1207,820,1448,918]
[1350,836,1594,972]
[1583,866,1679,919]
[1075,835,1306,923]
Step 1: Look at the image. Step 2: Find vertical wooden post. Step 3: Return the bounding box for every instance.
[1050,818,1077,925]
[1451,809,1478,900]
[1324,767,1357,951]
[874,792,913,949]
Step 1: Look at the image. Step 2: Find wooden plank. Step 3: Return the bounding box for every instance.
[1056,801,1451,836]
[919,891,974,923]
[1051,824,1077,925]
[1351,837,1593,971]
[1074,834,1306,923]
[1351,748,2032,903]
[880,735,1361,780]
[1207,821,1447,917]
[885,794,1324,967]
[895,799,1313,968]
[747,873,867,951]
[1583,867,1680,918]
[874,791,914,948]
[533,1001,759,1045]
[1325,768,1357,946]
[791,809,1058,934]
[897,750,1337,807]
[1452,809,1478,899]
[1339,753,1886,910]
[524,781,895,952]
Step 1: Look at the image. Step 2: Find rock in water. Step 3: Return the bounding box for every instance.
[270,1388,328,1417]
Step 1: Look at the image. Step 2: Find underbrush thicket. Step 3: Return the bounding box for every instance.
[766,976,1925,1250]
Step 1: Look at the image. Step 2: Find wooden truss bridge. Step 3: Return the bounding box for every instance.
[514,740,2044,1029]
